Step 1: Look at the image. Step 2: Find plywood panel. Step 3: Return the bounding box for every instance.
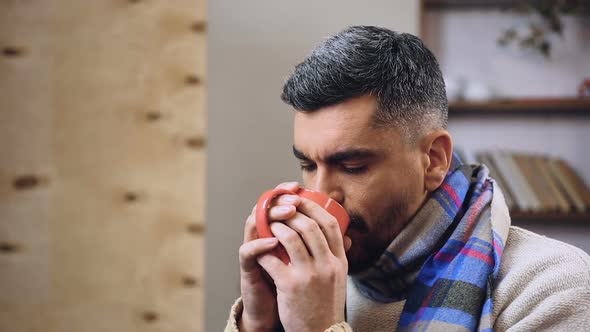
[0,0,206,331]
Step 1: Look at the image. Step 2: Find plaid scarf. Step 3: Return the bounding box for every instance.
[352,155,509,331]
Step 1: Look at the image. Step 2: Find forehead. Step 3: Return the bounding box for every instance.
[293,95,396,158]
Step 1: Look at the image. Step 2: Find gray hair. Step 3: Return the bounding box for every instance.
[281,26,448,144]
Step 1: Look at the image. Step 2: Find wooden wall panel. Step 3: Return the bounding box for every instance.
[0,1,206,331]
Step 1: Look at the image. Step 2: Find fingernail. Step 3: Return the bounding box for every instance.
[264,238,277,244]
[283,195,298,203]
[278,181,297,189]
[278,205,292,213]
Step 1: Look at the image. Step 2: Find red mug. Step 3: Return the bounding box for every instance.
[256,188,350,264]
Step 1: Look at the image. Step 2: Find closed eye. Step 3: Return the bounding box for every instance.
[342,165,367,174]
[300,163,317,172]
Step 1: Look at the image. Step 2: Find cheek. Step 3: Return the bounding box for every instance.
[386,160,425,206]
[352,175,415,227]
[354,173,400,210]
[301,172,311,187]
[400,166,427,211]
[348,187,394,225]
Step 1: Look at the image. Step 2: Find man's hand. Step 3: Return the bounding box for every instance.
[238,182,302,332]
[257,194,349,332]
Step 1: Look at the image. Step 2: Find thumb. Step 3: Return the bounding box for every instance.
[239,237,279,272]
[343,236,352,252]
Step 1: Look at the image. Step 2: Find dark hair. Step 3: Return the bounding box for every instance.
[281,26,448,143]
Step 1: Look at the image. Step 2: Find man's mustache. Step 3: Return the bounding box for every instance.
[348,212,368,232]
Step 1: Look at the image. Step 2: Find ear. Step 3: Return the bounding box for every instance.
[420,130,453,193]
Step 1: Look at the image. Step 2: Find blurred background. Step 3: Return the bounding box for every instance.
[1,0,588,331]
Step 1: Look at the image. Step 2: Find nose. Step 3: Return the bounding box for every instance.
[311,167,344,204]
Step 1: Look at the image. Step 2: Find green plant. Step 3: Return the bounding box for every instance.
[497,0,580,57]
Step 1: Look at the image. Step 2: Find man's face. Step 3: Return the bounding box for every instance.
[293,95,428,273]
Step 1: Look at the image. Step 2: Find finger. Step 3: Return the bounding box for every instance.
[257,252,286,281]
[239,237,279,272]
[283,212,332,261]
[267,204,297,221]
[247,192,301,243]
[296,197,346,259]
[274,194,301,207]
[343,236,352,252]
[244,211,258,243]
[270,221,311,264]
[266,194,300,223]
[248,200,299,242]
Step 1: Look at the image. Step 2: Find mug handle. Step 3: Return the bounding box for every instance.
[256,188,295,264]
[255,188,350,265]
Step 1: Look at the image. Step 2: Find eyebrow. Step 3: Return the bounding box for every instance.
[292,145,380,164]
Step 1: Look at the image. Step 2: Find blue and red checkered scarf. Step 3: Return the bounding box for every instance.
[352,155,508,331]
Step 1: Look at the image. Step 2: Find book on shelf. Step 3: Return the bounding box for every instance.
[475,152,516,210]
[532,156,571,213]
[547,158,586,213]
[489,151,541,212]
[513,154,555,212]
[487,151,528,211]
[473,150,590,216]
[553,159,590,212]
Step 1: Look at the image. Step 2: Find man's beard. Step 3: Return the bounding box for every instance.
[345,199,409,274]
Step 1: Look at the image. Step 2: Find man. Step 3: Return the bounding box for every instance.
[225,26,590,331]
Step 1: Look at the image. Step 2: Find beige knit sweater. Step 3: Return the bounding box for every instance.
[225,226,590,331]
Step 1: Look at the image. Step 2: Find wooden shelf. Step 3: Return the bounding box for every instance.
[424,0,515,10]
[424,0,590,11]
[510,211,590,224]
[449,97,590,116]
